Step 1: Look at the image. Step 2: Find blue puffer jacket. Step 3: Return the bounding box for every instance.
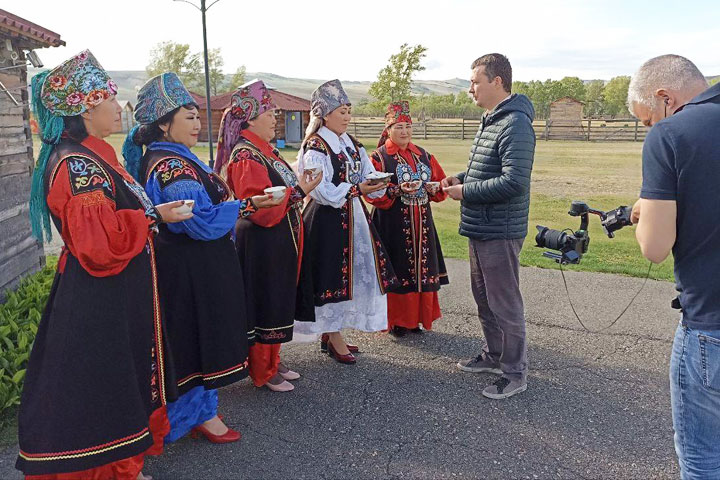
[456,94,536,240]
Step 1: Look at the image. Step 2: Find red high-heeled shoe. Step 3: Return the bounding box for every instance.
[327,340,356,364]
[190,423,241,444]
[320,333,359,353]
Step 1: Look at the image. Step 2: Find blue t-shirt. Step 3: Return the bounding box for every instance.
[640,83,720,329]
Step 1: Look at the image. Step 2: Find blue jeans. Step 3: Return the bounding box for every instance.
[670,321,720,479]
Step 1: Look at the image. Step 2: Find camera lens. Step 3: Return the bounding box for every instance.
[536,226,567,250]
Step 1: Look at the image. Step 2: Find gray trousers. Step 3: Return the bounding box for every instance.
[468,238,527,382]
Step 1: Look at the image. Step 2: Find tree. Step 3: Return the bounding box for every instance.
[146,41,197,86]
[584,80,605,117]
[603,76,631,117]
[229,66,247,90]
[710,76,720,86]
[368,43,428,103]
[146,42,235,95]
[557,77,586,102]
[187,48,226,95]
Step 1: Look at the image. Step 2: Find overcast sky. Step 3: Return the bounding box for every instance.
[9,0,720,82]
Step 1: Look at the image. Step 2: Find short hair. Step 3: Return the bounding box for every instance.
[471,53,512,93]
[627,54,707,111]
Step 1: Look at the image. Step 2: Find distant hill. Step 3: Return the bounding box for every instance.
[29,68,470,104]
[26,69,719,104]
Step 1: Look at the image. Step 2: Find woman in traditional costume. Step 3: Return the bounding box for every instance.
[368,101,449,337]
[17,50,191,480]
[215,79,321,391]
[122,73,281,441]
[293,80,398,364]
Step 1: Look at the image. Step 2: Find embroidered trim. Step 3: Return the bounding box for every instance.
[177,360,249,387]
[148,239,167,405]
[66,155,114,200]
[19,429,150,462]
[347,184,361,199]
[231,145,265,165]
[290,185,305,204]
[239,197,257,218]
[273,159,298,187]
[386,184,401,199]
[396,158,431,206]
[123,178,161,231]
[154,157,199,189]
[338,148,362,185]
[318,199,353,302]
[361,202,398,294]
[77,189,111,207]
[256,324,294,331]
[305,135,328,154]
[208,172,232,201]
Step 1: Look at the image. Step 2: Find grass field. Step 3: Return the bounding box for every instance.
[34,135,673,281]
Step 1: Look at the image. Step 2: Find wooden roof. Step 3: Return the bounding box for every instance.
[191,89,311,112]
[0,9,64,48]
[551,96,585,106]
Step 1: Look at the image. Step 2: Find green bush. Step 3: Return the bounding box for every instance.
[0,257,57,413]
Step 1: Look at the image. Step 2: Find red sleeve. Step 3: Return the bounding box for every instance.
[364,150,397,210]
[227,147,292,228]
[47,157,152,277]
[429,154,448,203]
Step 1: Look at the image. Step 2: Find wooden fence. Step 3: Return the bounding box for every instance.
[348,118,649,142]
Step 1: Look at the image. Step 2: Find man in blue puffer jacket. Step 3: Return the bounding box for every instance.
[442,53,536,399]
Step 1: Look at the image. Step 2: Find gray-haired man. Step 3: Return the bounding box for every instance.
[628,54,720,479]
[442,53,535,399]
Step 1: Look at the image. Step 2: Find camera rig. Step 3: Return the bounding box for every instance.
[535,201,633,264]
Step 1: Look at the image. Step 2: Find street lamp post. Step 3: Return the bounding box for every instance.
[174,0,221,168]
[390,81,397,102]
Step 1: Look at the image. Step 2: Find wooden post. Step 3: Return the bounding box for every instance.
[587,119,591,141]
[423,121,427,140]
[354,121,358,137]
[461,118,465,140]
[634,119,639,142]
[544,120,549,141]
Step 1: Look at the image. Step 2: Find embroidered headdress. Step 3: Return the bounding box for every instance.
[378,100,412,147]
[214,79,276,174]
[122,72,196,181]
[310,79,351,118]
[133,72,195,125]
[40,49,117,117]
[30,50,115,242]
[229,79,275,123]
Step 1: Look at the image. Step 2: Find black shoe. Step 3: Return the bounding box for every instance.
[389,326,409,337]
[410,327,423,334]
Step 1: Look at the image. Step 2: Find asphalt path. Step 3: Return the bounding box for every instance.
[0,258,680,479]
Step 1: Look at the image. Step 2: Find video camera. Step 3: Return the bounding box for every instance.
[535,201,633,264]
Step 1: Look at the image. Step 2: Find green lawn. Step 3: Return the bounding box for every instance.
[33,135,673,281]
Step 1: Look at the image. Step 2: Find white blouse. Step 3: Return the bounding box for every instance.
[298,126,386,208]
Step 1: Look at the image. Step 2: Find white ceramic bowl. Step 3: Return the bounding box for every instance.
[174,199,195,215]
[367,172,393,185]
[264,186,286,199]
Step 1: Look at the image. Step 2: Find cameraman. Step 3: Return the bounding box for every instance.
[628,54,719,479]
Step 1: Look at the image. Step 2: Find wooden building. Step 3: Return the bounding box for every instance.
[191,86,311,147]
[119,100,135,133]
[547,97,585,140]
[0,9,63,299]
